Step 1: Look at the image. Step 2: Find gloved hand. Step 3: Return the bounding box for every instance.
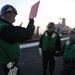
[8,66,18,75]
[54,51,59,60]
[39,48,42,56]
[7,62,15,69]
[55,51,61,57]
[54,56,58,60]
[29,18,34,25]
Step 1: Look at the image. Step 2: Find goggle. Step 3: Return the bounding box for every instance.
[47,25,54,29]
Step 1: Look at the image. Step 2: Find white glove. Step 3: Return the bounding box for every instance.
[8,66,18,75]
[55,51,59,53]
[54,56,57,60]
[7,62,15,69]
[54,51,59,60]
[39,48,42,56]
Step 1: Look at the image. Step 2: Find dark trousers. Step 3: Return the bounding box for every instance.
[42,51,55,75]
[1,61,20,75]
[60,60,75,75]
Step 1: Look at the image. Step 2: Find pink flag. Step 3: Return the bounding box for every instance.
[29,1,40,19]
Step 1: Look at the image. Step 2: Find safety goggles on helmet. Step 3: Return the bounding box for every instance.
[47,25,53,29]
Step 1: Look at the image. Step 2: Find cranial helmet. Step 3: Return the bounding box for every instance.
[47,22,55,27]
[1,4,17,15]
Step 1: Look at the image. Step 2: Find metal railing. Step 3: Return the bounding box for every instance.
[19,37,69,49]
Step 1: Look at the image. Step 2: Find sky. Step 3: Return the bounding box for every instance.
[0,0,75,29]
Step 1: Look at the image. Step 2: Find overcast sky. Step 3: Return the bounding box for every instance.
[0,0,75,28]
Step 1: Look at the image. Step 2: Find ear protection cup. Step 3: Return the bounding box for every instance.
[4,11,13,18]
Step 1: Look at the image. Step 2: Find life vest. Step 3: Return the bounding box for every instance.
[64,40,75,59]
[42,31,59,52]
[0,18,20,64]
